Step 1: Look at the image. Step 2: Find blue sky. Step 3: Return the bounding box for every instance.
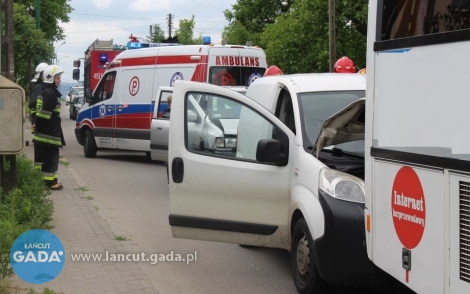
[54,0,237,82]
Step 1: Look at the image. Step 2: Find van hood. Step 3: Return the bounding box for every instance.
[313,98,365,158]
[219,119,239,135]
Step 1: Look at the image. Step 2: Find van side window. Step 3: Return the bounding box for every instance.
[95,71,116,102]
[274,88,296,134]
[184,91,289,164]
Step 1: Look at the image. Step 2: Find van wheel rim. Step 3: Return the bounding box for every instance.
[296,233,310,276]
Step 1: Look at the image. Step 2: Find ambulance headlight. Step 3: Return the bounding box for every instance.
[319,167,365,203]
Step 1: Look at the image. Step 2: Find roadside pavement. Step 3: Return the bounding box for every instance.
[11,123,161,294]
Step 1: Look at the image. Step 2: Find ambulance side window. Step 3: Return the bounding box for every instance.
[95,71,116,102]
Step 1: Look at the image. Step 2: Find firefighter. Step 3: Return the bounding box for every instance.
[264,65,283,76]
[334,56,356,73]
[29,62,49,133]
[33,65,66,190]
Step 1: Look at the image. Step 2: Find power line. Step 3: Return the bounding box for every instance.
[173,0,205,16]
[67,25,150,34]
[175,0,209,18]
[70,12,226,23]
[190,0,220,17]
[70,12,162,20]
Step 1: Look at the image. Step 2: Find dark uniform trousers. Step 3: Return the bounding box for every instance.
[34,144,59,186]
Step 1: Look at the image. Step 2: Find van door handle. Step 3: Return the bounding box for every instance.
[156,126,163,130]
[172,157,184,183]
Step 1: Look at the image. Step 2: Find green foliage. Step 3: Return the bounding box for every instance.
[222,0,293,46]
[15,0,73,42]
[147,23,166,43]
[0,155,53,279]
[175,16,202,45]
[224,0,368,73]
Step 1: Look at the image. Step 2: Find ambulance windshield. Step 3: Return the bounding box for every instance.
[209,67,266,87]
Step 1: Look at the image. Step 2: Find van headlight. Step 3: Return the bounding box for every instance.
[319,167,365,203]
[215,137,237,148]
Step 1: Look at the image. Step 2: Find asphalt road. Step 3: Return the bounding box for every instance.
[58,104,416,294]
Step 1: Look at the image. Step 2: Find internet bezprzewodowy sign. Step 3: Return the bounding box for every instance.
[10,229,65,284]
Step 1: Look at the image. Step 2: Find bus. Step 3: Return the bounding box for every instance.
[365,0,470,293]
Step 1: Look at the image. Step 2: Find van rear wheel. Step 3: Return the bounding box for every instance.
[84,129,98,158]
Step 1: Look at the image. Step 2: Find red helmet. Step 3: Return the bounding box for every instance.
[334,56,356,73]
[264,65,283,76]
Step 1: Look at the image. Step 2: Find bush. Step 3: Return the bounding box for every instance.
[0,154,53,280]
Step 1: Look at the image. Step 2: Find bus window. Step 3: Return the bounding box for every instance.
[380,0,470,41]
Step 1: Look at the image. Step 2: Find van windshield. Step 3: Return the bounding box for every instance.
[209,67,266,87]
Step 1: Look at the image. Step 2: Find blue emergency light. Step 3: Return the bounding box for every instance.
[99,53,108,63]
[202,36,211,45]
[126,42,181,50]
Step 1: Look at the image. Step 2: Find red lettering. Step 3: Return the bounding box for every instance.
[235,57,241,66]
[229,56,235,66]
[244,57,250,66]
[222,56,229,66]
[216,56,221,66]
[255,57,259,67]
[249,57,255,67]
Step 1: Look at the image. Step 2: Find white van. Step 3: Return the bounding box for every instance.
[74,40,267,158]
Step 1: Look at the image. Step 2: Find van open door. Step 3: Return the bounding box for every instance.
[150,86,173,162]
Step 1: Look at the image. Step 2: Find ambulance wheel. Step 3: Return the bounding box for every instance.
[291,217,329,294]
[84,129,97,158]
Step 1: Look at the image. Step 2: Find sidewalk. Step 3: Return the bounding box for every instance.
[11,125,160,294]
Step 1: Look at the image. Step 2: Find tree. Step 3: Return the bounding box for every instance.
[222,0,293,46]
[147,23,165,43]
[175,15,200,45]
[261,0,367,74]
[13,2,54,88]
[15,0,73,42]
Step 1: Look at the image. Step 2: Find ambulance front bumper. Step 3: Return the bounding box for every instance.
[75,128,84,146]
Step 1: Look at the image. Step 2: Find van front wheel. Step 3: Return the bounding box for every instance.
[84,129,98,158]
[291,217,329,294]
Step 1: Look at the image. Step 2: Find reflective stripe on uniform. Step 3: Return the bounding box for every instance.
[37,109,52,119]
[33,134,62,146]
[34,162,42,170]
[53,103,61,113]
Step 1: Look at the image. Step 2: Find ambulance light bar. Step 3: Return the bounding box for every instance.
[126,42,181,50]
[203,36,211,45]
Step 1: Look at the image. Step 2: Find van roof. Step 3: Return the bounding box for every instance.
[252,73,366,93]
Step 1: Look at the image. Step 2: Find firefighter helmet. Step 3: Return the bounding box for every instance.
[334,56,356,73]
[264,65,283,76]
[43,65,64,84]
[31,62,49,82]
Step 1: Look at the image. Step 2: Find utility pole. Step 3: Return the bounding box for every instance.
[36,0,41,29]
[149,25,153,42]
[167,14,174,38]
[328,0,336,72]
[5,0,14,81]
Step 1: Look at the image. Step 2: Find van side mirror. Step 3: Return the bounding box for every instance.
[256,139,287,165]
[73,69,80,81]
[187,110,200,123]
[85,88,94,104]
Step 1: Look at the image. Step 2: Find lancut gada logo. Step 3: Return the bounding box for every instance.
[10,229,65,284]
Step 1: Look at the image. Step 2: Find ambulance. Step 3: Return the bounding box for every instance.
[74,37,268,158]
